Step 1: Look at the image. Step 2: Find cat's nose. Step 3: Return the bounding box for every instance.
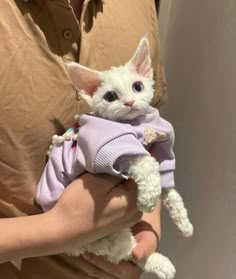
[125,101,134,107]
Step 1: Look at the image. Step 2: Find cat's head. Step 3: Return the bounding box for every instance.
[67,37,154,121]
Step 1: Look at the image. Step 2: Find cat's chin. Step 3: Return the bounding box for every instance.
[94,107,148,122]
[121,108,146,121]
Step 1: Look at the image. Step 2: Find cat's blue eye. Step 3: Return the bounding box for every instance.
[132,81,144,93]
[103,91,119,102]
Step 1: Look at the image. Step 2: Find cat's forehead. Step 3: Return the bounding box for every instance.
[102,66,142,86]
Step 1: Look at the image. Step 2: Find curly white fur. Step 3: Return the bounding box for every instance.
[119,155,161,212]
[161,188,193,237]
[60,37,193,278]
[64,153,177,278]
[67,228,176,279]
[49,131,192,279]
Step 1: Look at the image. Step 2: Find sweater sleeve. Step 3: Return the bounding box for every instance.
[35,139,85,211]
[149,118,176,188]
[94,134,149,176]
[77,115,150,177]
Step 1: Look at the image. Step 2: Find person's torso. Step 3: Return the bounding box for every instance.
[0,0,165,277]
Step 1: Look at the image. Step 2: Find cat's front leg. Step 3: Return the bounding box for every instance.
[120,155,161,212]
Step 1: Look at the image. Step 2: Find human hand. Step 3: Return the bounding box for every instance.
[68,254,142,279]
[65,200,161,279]
[132,201,161,260]
[51,173,142,251]
[0,173,142,263]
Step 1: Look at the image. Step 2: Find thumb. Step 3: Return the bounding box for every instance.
[132,245,144,261]
[132,231,159,260]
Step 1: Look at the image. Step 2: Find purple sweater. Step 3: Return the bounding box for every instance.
[36,107,175,211]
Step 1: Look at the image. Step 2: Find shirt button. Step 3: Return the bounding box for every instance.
[63,29,73,40]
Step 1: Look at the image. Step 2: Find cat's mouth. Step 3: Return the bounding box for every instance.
[123,107,145,118]
[127,105,147,113]
[125,107,138,113]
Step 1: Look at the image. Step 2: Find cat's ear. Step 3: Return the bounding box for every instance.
[127,37,153,79]
[66,62,103,95]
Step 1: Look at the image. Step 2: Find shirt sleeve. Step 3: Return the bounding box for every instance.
[77,115,150,177]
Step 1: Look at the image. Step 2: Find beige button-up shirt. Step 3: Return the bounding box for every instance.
[0,0,166,277]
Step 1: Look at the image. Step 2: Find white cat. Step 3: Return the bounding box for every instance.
[50,37,193,278]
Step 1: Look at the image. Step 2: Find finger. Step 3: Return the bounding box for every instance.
[70,256,118,279]
[105,181,143,227]
[83,173,123,193]
[87,174,141,219]
[83,254,142,279]
[108,178,138,200]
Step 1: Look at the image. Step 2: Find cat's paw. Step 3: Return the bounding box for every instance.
[178,222,194,237]
[137,198,157,213]
[154,259,176,279]
[142,253,176,279]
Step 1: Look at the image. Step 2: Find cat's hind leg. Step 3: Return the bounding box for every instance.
[135,252,176,279]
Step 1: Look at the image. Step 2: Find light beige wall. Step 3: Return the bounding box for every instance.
[159,1,236,278]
